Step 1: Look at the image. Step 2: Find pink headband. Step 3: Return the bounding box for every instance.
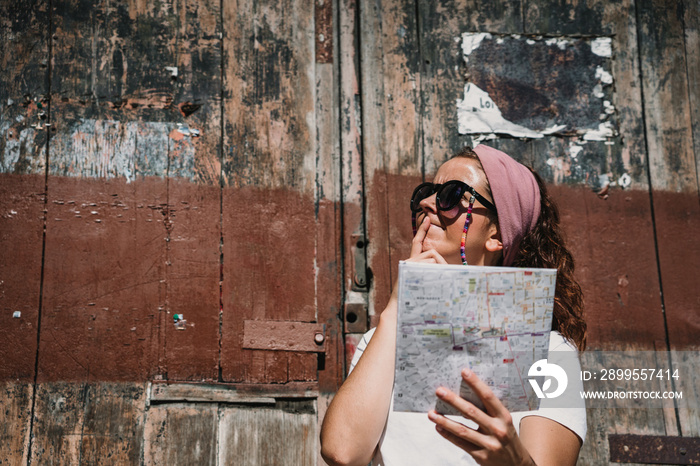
[473,144,541,266]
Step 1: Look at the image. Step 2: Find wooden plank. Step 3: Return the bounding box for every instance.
[143,402,218,465]
[315,0,333,63]
[525,0,649,189]
[39,176,167,381]
[44,0,223,382]
[30,382,147,465]
[159,0,222,382]
[218,400,317,465]
[338,0,366,296]
[0,0,48,384]
[30,382,145,464]
[673,351,700,437]
[315,0,344,393]
[686,0,700,180]
[548,184,665,349]
[0,175,45,381]
[29,382,86,465]
[78,383,147,464]
[220,0,319,383]
[339,0,371,366]
[636,0,700,351]
[0,0,49,173]
[150,383,275,404]
[418,0,523,178]
[360,0,424,320]
[221,187,318,382]
[577,353,672,466]
[579,409,670,466]
[165,180,221,381]
[150,381,319,398]
[0,382,32,465]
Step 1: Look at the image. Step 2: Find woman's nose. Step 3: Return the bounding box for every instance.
[419,192,438,213]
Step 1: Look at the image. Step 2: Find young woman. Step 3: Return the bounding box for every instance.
[320,145,587,466]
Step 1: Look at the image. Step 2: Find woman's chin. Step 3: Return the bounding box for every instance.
[420,238,439,253]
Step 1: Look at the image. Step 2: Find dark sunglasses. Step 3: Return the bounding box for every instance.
[410,181,498,214]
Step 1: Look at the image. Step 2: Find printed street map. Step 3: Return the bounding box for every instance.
[394,262,556,414]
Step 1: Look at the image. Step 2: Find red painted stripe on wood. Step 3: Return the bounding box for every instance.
[0,175,44,381]
[366,172,422,325]
[315,198,343,390]
[651,191,700,350]
[38,176,167,382]
[162,180,221,381]
[550,185,666,349]
[221,186,318,383]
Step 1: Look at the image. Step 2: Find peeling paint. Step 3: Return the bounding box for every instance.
[460,33,491,63]
[595,66,613,85]
[546,156,571,184]
[591,37,612,57]
[542,124,567,134]
[582,122,616,141]
[568,144,584,159]
[544,37,573,50]
[1,120,45,174]
[618,173,632,188]
[50,119,197,181]
[603,100,615,115]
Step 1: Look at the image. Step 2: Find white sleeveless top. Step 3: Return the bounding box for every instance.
[349,329,586,466]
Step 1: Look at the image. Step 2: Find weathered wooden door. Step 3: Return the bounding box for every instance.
[343,0,700,464]
[1,0,344,464]
[2,0,699,465]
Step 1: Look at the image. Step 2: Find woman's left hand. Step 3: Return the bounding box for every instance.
[427,368,535,466]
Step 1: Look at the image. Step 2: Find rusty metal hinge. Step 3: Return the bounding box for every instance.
[242,320,326,353]
[351,233,369,291]
[609,434,700,464]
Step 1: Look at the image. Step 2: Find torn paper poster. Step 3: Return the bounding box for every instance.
[458,33,618,141]
[457,83,543,138]
[461,32,491,63]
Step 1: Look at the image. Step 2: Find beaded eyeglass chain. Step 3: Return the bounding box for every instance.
[460,194,476,265]
[411,192,477,266]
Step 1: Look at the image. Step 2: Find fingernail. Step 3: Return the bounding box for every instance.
[428,411,437,421]
[436,387,446,397]
[462,368,471,378]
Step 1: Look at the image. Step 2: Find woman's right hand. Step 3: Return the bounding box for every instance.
[409,216,448,263]
[321,217,449,466]
[390,216,448,304]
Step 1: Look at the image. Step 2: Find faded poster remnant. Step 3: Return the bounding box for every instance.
[457,33,617,142]
[457,83,542,138]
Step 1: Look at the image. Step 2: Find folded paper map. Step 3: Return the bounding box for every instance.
[393,261,556,414]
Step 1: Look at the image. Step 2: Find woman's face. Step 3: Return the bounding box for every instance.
[415,157,502,266]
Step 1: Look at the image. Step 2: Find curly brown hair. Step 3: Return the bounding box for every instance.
[453,147,587,351]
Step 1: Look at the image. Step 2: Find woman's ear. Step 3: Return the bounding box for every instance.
[485,225,503,253]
